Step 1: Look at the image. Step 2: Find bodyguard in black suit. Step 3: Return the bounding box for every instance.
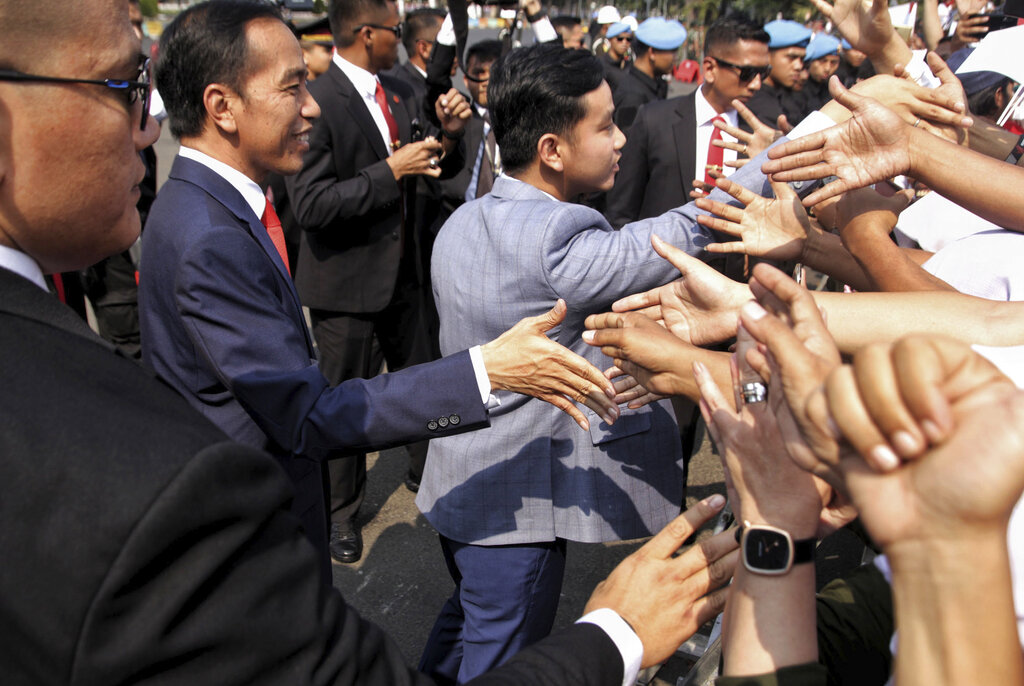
[0,1,736,683]
[612,18,687,130]
[288,0,470,562]
[606,14,771,228]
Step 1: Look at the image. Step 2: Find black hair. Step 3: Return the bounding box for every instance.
[632,40,650,58]
[156,0,282,140]
[704,12,770,57]
[401,7,444,55]
[967,77,1015,119]
[465,38,502,67]
[329,0,391,48]
[488,43,604,174]
[550,15,582,33]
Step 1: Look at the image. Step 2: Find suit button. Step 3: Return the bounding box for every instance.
[427,420,438,431]
[448,414,460,426]
[437,416,449,428]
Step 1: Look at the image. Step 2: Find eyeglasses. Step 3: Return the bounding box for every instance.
[612,35,633,42]
[353,23,403,39]
[709,56,771,83]
[0,55,151,130]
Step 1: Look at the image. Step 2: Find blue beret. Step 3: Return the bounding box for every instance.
[636,17,688,50]
[841,38,852,50]
[946,47,1010,95]
[805,34,840,62]
[606,21,631,38]
[764,20,812,49]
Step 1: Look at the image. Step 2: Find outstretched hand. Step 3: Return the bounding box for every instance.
[712,100,783,168]
[585,494,738,668]
[480,299,618,430]
[811,0,897,63]
[763,76,915,206]
[609,234,750,345]
[697,176,812,261]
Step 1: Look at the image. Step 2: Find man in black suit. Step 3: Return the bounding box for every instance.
[612,17,687,129]
[288,0,470,563]
[606,14,770,228]
[0,1,735,683]
[389,7,445,114]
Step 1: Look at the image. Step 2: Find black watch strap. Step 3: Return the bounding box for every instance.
[792,536,815,565]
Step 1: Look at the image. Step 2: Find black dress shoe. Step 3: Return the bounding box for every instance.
[329,521,362,564]
[404,469,420,493]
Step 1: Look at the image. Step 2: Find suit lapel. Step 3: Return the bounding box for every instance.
[169,157,315,354]
[329,65,392,160]
[672,93,698,197]
[0,267,114,351]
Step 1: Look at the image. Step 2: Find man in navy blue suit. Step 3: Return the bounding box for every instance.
[138,0,620,582]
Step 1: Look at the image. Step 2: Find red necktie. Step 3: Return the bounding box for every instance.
[705,115,725,186]
[261,198,290,276]
[374,81,400,150]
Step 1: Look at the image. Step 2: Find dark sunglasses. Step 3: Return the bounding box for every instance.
[710,56,771,82]
[612,35,633,42]
[353,23,403,39]
[0,55,151,130]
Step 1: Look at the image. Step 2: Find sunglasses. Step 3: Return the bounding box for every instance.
[710,56,771,82]
[353,23,403,39]
[0,55,151,130]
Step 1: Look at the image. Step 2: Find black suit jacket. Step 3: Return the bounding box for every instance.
[606,93,697,228]
[0,265,624,686]
[289,63,457,312]
[612,65,667,130]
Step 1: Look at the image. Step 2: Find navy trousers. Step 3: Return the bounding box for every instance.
[418,535,568,684]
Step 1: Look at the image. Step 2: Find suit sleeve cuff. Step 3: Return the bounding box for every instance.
[576,608,643,686]
[468,345,501,409]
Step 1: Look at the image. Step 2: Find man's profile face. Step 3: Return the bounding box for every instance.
[231,18,321,182]
[807,54,839,83]
[650,48,676,77]
[367,1,402,72]
[704,39,769,106]
[0,0,159,273]
[465,56,494,107]
[560,81,625,196]
[768,47,804,89]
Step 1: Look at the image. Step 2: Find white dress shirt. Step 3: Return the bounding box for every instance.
[0,243,47,291]
[333,53,395,154]
[693,85,738,183]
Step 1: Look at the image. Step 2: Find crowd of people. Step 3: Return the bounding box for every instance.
[2,0,1024,684]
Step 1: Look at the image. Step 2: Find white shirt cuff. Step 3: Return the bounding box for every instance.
[973,344,1024,389]
[576,608,643,686]
[904,48,940,88]
[468,345,500,409]
[438,14,456,46]
[532,17,559,43]
[788,110,838,138]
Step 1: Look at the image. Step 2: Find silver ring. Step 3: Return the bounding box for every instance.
[912,118,921,128]
[428,157,439,169]
[741,381,767,404]
[742,144,748,155]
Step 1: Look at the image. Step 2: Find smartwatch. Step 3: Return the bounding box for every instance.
[735,521,815,575]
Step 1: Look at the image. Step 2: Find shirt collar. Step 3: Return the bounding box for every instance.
[334,52,379,99]
[178,146,266,219]
[0,243,46,291]
[695,86,738,128]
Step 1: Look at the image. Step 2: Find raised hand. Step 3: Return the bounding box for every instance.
[609,234,750,345]
[480,299,618,430]
[711,99,783,168]
[386,137,445,180]
[585,495,737,668]
[697,176,813,261]
[810,0,905,70]
[435,87,471,137]
[763,76,915,206]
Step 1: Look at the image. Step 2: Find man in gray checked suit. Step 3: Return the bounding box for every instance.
[417,44,785,685]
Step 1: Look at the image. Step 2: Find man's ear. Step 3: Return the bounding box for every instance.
[204,83,238,135]
[702,55,716,85]
[417,38,432,63]
[537,132,564,173]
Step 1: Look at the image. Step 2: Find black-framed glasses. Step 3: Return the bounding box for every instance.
[0,55,151,130]
[353,23,403,39]
[709,56,771,83]
[612,35,633,42]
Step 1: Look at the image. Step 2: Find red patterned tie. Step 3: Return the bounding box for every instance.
[261,197,290,276]
[374,81,400,150]
[704,115,725,186]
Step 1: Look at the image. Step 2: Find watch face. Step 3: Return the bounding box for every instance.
[744,528,791,572]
